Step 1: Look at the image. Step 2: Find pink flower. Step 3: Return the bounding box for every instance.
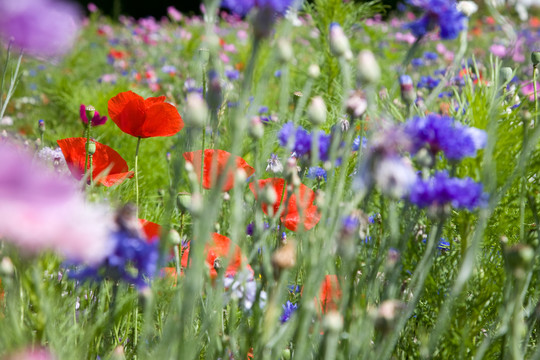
[490,44,507,57]
[0,141,114,264]
[167,6,182,22]
[520,81,540,101]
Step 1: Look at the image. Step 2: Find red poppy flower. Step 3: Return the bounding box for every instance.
[181,233,252,279]
[108,90,183,138]
[57,137,134,187]
[315,275,342,314]
[249,178,321,231]
[183,149,255,192]
[139,219,161,243]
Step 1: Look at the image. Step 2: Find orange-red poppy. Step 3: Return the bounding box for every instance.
[181,233,252,279]
[315,275,342,314]
[108,90,183,138]
[139,219,161,243]
[249,178,321,231]
[183,149,255,192]
[57,137,134,187]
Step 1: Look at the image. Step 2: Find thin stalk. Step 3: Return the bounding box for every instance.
[135,137,142,218]
[84,122,91,182]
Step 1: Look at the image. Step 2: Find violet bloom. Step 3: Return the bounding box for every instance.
[221,0,293,17]
[0,0,82,57]
[404,113,487,161]
[405,0,466,40]
[0,141,113,264]
[278,122,332,161]
[79,104,107,126]
[280,300,298,323]
[409,171,486,210]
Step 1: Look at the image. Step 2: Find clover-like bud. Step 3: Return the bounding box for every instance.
[307,96,327,125]
[357,50,380,84]
[329,23,350,58]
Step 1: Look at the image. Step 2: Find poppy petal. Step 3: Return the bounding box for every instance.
[57,137,133,187]
[281,204,321,231]
[142,102,183,137]
[108,90,143,121]
[144,95,166,107]
[139,219,161,243]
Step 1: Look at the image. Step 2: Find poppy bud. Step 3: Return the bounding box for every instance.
[199,48,210,67]
[184,93,208,128]
[190,193,203,215]
[167,229,182,246]
[85,105,96,122]
[505,243,534,279]
[285,158,301,187]
[399,75,416,105]
[307,96,327,125]
[329,23,350,58]
[177,192,192,212]
[323,310,343,332]
[374,300,405,334]
[272,241,296,271]
[346,90,367,119]
[249,116,264,139]
[86,141,96,155]
[0,257,14,276]
[532,51,540,66]
[357,50,380,84]
[261,184,278,209]
[457,1,478,16]
[111,345,125,360]
[277,38,293,63]
[500,67,513,84]
[308,64,320,79]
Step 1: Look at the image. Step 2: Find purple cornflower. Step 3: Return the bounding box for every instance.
[424,51,439,60]
[352,136,368,151]
[409,171,487,210]
[405,0,466,40]
[411,58,424,67]
[404,113,486,160]
[417,76,440,90]
[307,167,327,181]
[79,104,107,126]
[278,122,332,161]
[225,69,239,81]
[0,0,82,57]
[280,300,298,323]
[341,216,360,236]
[221,0,293,17]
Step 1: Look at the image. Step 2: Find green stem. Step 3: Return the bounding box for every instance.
[89,155,93,187]
[84,122,91,182]
[135,137,142,218]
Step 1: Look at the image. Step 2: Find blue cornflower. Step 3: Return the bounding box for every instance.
[423,51,439,60]
[411,58,425,67]
[221,0,293,16]
[404,113,487,160]
[405,0,466,40]
[69,229,158,289]
[438,238,450,250]
[341,216,360,236]
[307,167,327,181]
[225,69,239,81]
[278,122,332,160]
[259,106,269,114]
[417,75,440,90]
[352,136,368,151]
[409,171,487,210]
[280,300,298,323]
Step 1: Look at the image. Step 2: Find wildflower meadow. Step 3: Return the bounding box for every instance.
[1,0,540,358]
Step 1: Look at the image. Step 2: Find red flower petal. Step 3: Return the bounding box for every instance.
[139,219,161,243]
[249,178,320,231]
[108,90,183,138]
[57,137,134,187]
[180,233,252,279]
[316,275,341,314]
[183,149,255,192]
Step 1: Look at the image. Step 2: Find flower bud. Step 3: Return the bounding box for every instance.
[38,119,45,133]
[532,51,540,66]
[177,192,192,212]
[457,1,478,16]
[346,90,367,119]
[85,105,96,122]
[0,257,14,276]
[261,184,278,207]
[308,64,320,79]
[374,300,405,334]
[357,50,381,84]
[184,93,208,128]
[307,96,327,125]
[323,310,343,332]
[277,38,293,63]
[329,23,350,58]
[505,243,534,279]
[399,75,416,105]
[199,48,210,67]
[167,229,182,246]
[500,67,513,83]
[86,141,96,155]
[248,116,264,139]
[272,241,296,270]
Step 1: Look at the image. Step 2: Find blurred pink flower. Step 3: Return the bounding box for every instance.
[0,141,114,264]
[167,6,182,22]
[490,44,507,57]
[4,348,56,360]
[520,81,540,101]
[0,0,82,57]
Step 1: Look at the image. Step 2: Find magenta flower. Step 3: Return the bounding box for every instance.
[0,141,114,264]
[0,0,82,57]
[79,104,107,126]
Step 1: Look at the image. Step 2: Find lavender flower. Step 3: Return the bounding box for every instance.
[409,171,486,210]
[0,0,82,56]
[0,141,113,264]
[280,300,298,323]
[404,113,486,161]
[307,167,327,181]
[405,0,466,40]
